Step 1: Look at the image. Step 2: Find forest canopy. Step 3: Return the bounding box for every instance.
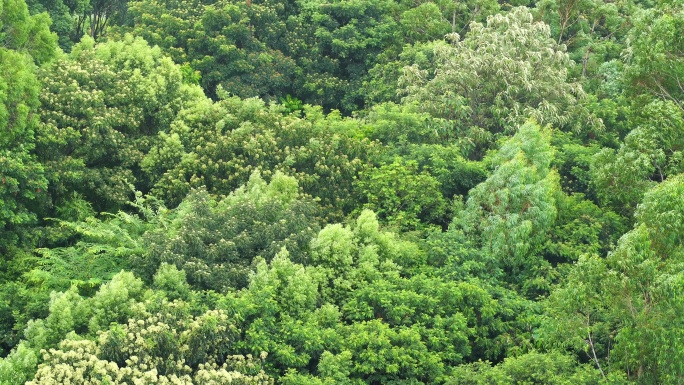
[1,0,684,383]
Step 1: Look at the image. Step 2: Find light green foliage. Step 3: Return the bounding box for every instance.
[85,271,145,333]
[152,263,191,301]
[16,273,270,384]
[232,213,476,382]
[361,102,444,145]
[35,34,206,212]
[0,193,160,350]
[310,210,424,294]
[117,0,202,67]
[400,2,451,43]
[24,288,85,349]
[223,169,299,209]
[98,307,236,372]
[314,350,358,384]
[356,158,448,231]
[341,319,444,383]
[541,254,613,363]
[8,279,125,383]
[343,272,500,363]
[0,342,37,385]
[1,0,682,382]
[0,0,56,240]
[535,0,629,84]
[33,208,152,289]
[447,351,604,385]
[221,213,404,380]
[547,227,684,383]
[605,227,684,384]
[139,172,320,291]
[591,100,684,215]
[625,0,684,108]
[460,122,560,290]
[310,224,356,274]
[0,1,57,351]
[233,249,334,372]
[634,173,684,255]
[401,7,598,157]
[1,0,57,63]
[311,211,526,368]
[362,41,445,107]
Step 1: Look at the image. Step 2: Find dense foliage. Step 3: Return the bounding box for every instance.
[2,0,683,383]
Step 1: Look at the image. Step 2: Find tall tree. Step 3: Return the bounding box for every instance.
[591,100,684,216]
[400,7,600,158]
[545,174,684,383]
[625,0,684,110]
[27,0,128,49]
[0,0,57,246]
[459,121,560,293]
[35,34,206,213]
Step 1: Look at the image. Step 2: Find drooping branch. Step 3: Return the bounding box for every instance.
[586,319,606,380]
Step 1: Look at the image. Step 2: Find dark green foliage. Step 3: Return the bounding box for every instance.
[142,96,377,220]
[28,0,129,48]
[392,144,487,200]
[35,34,206,213]
[120,0,500,114]
[138,172,320,291]
[535,0,631,88]
[26,0,87,50]
[356,158,448,231]
[121,0,299,101]
[544,192,626,263]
